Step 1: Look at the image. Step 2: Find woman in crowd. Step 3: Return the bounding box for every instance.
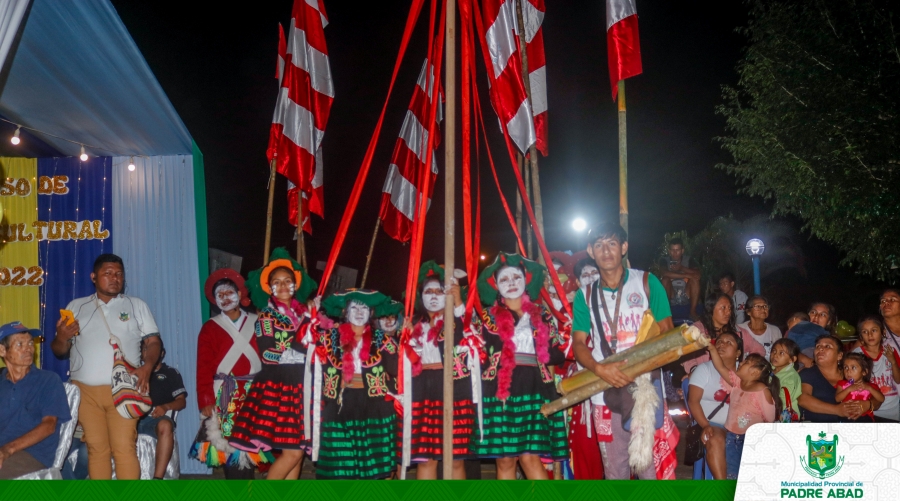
[227,248,317,480]
[851,316,900,422]
[798,334,874,422]
[738,295,782,358]
[314,290,400,479]
[470,252,568,480]
[376,300,403,339]
[808,302,837,334]
[682,293,765,376]
[191,269,262,478]
[879,289,900,353]
[688,331,742,480]
[400,261,475,479]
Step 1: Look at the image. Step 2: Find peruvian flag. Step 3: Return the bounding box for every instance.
[606,0,642,100]
[378,59,442,243]
[482,0,548,156]
[267,0,333,229]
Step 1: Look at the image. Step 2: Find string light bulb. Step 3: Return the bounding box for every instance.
[128,157,136,171]
[10,126,21,145]
[79,145,88,162]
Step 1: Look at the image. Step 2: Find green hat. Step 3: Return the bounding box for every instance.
[376,299,404,318]
[322,289,391,318]
[477,252,546,306]
[416,260,445,303]
[246,247,318,310]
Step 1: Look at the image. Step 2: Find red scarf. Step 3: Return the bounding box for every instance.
[409,317,443,377]
[491,295,550,401]
[339,323,372,383]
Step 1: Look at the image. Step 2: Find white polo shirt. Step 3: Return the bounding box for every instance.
[65,294,160,386]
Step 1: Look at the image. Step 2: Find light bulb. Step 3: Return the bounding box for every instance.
[10,127,20,145]
[79,145,88,162]
[572,218,587,232]
[128,157,136,171]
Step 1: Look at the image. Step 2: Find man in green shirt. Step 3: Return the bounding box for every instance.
[570,222,675,479]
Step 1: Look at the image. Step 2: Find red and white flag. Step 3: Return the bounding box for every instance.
[268,0,333,231]
[482,0,548,156]
[606,0,642,100]
[378,59,442,243]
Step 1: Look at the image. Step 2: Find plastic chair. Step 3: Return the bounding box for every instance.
[15,383,81,480]
[681,377,713,480]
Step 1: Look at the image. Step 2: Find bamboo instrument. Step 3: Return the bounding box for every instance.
[540,323,708,416]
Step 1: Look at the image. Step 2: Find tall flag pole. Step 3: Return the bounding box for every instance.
[267,0,333,264]
[606,0,642,235]
[442,0,457,480]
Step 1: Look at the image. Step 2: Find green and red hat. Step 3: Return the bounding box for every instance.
[246,247,317,310]
[477,252,546,306]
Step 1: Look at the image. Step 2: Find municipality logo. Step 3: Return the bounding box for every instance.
[801,432,845,479]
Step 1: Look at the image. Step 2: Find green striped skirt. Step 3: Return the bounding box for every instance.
[315,387,398,479]
[471,365,568,460]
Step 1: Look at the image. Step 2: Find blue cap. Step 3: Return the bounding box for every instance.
[0,321,42,343]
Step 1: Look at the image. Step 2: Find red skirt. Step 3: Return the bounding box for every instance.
[228,365,307,452]
[409,369,474,461]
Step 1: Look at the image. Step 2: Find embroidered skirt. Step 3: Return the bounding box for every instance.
[190,377,277,467]
[471,364,568,460]
[228,364,308,452]
[315,387,399,479]
[409,368,474,462]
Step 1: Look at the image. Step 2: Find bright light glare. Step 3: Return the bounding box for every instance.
[745,238,765,256]
[79,145,88,162]
[480,254,486,261]
[10,127,20,145]
[128,163,136,171]
[572,218,587,232]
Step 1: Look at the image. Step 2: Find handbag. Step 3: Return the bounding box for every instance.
[780,386,799,423]
[97,299,152,419]
[683,398,727,465]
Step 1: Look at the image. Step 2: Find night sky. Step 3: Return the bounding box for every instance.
[110,1,886,322]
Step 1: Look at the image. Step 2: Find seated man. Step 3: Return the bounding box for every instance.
[658,238,701,321]
[136,343,186,480]
[0,322,72,479]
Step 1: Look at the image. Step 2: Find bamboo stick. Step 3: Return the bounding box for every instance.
[618,80,628,235]
[297,193,307,269]
[560,324,699,395]
[263,158,277,265]
[541,326,709,416]
[442,0,456,480]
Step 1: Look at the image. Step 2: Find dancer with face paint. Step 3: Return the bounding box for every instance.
[398,261,477,479]
[190,269,262,477]
[471,252,568,480]
[376,300,403,339]
[314,289,401,479]
[227,248,318,480]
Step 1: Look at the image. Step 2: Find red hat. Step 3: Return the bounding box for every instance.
[205,268,251,307]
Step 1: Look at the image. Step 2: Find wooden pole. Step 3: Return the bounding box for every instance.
[360,218,381,288]
[514,0,545,263]
[263,158,277,265]
[297,194,308,269]
[524,154,533,259]
[618,80,628,235]
[515,154,524,245]
[442,0,456,480]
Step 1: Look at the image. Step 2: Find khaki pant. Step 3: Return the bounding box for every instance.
[73,382,140,479]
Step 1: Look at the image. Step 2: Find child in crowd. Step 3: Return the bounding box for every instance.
[786,312,809,332]
[835,352,884,421]
[706,346,781,479]
[770,338,801,422]
[852,316,900,422]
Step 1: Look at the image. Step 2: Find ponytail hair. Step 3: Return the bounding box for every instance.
[744,353,783,419]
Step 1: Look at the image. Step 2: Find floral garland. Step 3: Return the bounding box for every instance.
[339,323,372,383]
[409,317,444,376]
[491,295,550,401]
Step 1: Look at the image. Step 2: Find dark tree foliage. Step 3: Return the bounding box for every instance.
[717,0,900,281]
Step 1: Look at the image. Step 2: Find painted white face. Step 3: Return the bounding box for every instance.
[422,279,446,313]
[580,265,600,287]
[215,284,240,312]
[347,300,371,327]
[496,266,526,300]
[379,316,398,332]
[548,286,563,311]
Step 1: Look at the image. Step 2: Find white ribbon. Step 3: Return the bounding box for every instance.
[401,348,413,472]
[211,312,260,397]
[311,353,323,461]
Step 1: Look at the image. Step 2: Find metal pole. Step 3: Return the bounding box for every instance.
[617,80,628,235]
[442,0,456,480]
[263,158,277,265]
[752,255,761,295]
[360,218,381,288]
[514,0,546,264]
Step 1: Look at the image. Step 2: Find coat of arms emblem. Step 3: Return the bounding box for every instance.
[119,312,130,322]
[801,431,844,479]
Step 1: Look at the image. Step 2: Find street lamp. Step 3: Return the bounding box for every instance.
[572,218,587,232]
[745,238,765,295]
